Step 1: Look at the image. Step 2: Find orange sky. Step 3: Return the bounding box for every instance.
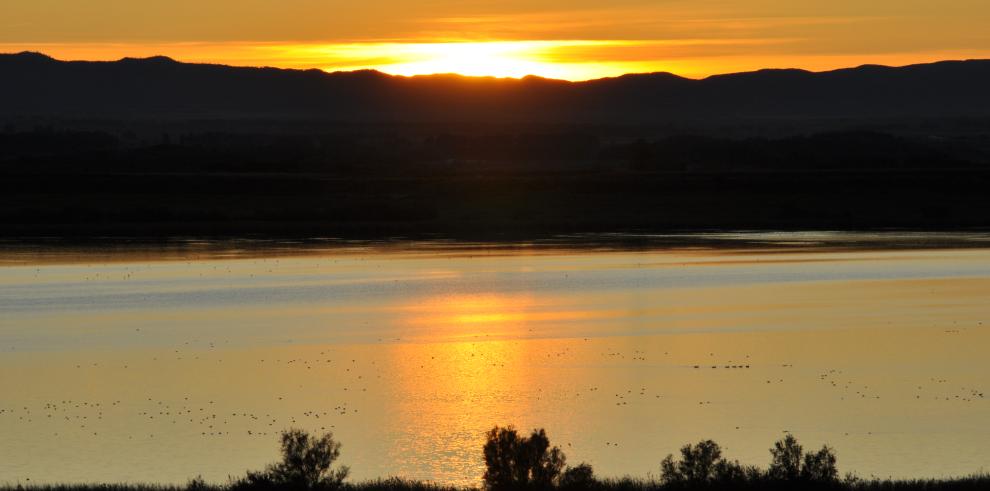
[2,0,989,80]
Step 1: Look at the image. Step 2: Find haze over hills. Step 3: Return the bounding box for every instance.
[3,51,990,123]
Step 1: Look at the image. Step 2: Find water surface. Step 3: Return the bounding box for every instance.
[1,233,989,485]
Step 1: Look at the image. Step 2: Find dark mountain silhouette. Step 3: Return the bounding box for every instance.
[2,51,990,122]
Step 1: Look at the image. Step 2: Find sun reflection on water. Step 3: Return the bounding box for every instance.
[395,293,615,342]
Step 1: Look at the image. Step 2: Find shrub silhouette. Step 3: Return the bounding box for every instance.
[660,440,721,484]
[802,445,839,483]
[186,476,210,491]
[769,434,804,481]
[234,429,349,490]
[769,434,839,484]
[659,440,757,485]
[558,463,596,490]
[482,426,571,490]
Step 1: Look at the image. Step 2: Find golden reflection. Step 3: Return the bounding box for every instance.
[378,339,538,485]
[394,293,613,342]
[422,294,535,325]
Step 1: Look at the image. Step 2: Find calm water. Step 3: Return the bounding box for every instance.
[1,233,989,485]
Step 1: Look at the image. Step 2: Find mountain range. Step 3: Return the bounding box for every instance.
[2,51,990,123]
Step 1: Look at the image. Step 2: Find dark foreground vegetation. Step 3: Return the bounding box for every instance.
[4,427,988,491]
[2,124,990,237]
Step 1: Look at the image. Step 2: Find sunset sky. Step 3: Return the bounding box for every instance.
[2,0,989,80]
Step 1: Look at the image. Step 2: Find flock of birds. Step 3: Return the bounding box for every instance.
[817,370,986,402]
[2,339,986,449]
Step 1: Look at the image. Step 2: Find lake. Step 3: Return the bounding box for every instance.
[1,232,989,486]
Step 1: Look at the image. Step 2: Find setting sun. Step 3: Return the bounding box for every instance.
[293,40,641,80]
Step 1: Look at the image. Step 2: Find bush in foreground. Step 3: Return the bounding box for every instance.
[232,429,349,491]
[482,426,596,490]
[658,434,839,489]
[659,440,760,486]
[768,434,839,484]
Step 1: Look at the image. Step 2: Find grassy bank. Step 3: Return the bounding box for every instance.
[3,428,988,491]
[5,475,990,491]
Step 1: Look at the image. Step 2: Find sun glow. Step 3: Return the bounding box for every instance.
[282,40,643,80]
[5,40,990,82]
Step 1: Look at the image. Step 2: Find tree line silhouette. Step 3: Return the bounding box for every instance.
[2,128,989,175]
[3,127,990,236]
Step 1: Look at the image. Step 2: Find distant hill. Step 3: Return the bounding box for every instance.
[2,52,990,123]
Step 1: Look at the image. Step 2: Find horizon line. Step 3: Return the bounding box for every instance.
[4,50,989,84]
